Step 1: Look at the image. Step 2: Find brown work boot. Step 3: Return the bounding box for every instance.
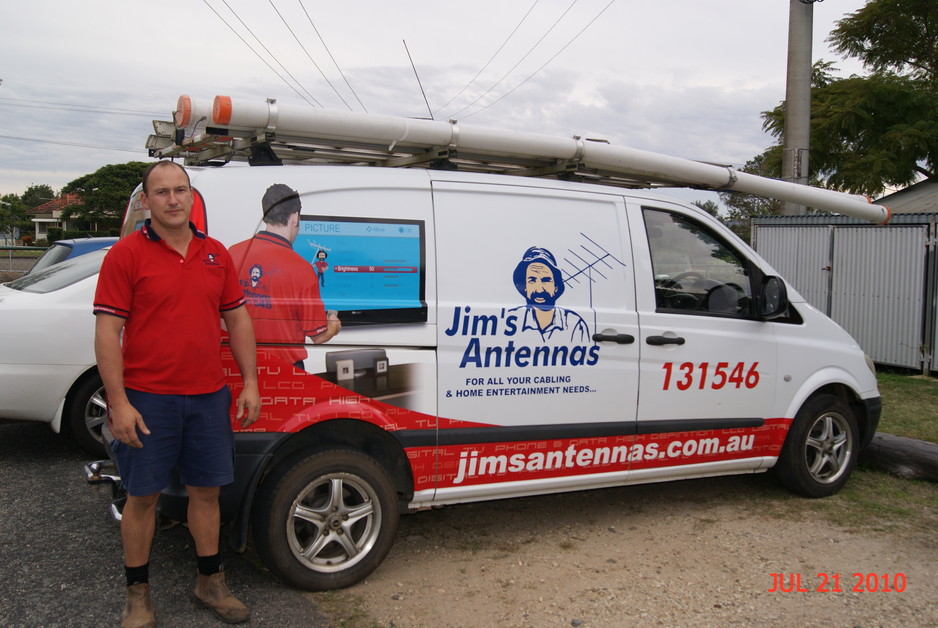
[193,569,250,624]
[121,583,156,628]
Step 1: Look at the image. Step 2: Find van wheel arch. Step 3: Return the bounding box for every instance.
[805,383,875,449]
[774,391,859,498]
[260,419,414,503]
[229,419,414,555]
[251,447,400,590]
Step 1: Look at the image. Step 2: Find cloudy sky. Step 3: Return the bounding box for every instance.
[0,0,869,202]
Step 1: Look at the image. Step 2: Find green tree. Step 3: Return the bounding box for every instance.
[61,161,150,232]
[0,193,32,244]
[21,184,56,208]
[761,0,938,196]
[827,0,938,83]
[692,199,722,218]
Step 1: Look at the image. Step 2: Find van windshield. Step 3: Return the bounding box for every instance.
[4,248,107,294]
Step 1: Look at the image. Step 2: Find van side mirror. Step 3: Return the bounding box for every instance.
[758,276,789,320]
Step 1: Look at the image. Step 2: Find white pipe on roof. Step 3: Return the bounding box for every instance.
[206,95,891,224]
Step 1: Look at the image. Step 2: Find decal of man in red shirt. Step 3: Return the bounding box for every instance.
[313,249,329,287]
[228,184,341,369]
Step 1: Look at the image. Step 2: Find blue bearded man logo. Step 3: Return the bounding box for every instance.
[509,246,589,344]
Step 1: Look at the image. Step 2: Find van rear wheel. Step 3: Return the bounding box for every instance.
[774,394,858,497]
[252,449,399,591]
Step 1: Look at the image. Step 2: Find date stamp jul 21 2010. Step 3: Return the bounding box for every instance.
[768,572,907,593]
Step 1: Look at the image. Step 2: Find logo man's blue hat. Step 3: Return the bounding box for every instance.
[513,246,565,299]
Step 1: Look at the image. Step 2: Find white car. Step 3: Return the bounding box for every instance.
[0,249,106,455]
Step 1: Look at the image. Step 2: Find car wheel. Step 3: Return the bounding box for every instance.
[252,449,399,591]
[66,372,108,457]
[774,393,858,497]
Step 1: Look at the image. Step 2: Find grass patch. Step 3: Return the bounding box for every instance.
[0,249,43,259]
[817,466,937,539]
[876,371,938,443]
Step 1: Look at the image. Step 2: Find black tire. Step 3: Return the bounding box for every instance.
[65,372,108,457]
[774,393,858,497]
[251,449,399,591]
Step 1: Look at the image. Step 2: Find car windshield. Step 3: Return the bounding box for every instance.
[4,248,107,294]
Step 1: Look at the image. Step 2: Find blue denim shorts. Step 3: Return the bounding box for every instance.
[111,386,235,496]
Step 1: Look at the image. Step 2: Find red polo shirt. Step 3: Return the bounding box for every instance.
[93,221,245,394]
[228,231,328,364]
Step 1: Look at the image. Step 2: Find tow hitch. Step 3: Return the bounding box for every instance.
[84,460,125,521]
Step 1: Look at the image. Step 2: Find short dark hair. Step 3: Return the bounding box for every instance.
[141,161,190,194]
[262,184,301,226]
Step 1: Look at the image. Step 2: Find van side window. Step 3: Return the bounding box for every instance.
[642,208,752,317]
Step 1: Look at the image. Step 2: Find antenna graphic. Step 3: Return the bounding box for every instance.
[561,233,627,289]
[558,233,627,332]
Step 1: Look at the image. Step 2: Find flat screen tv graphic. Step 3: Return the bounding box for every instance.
[294,216,427,324]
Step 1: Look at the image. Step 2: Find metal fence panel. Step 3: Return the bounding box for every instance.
[831,226,927,369]
[754,226,832,314]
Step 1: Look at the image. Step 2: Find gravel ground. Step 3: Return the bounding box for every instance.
[0,421,330,628]
[320,472,937,627]
[2,416,935,627]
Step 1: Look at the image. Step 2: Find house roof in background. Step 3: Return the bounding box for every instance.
[877,179,938,214]
[26,192,83,215]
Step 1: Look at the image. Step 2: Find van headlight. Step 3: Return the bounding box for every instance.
[864,354,876,375]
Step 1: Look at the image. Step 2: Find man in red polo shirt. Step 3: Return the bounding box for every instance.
[228,183,340,368]
[94,161,261,627]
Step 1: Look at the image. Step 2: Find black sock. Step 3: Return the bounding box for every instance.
[197,553,222,576]
[125,563,149,587]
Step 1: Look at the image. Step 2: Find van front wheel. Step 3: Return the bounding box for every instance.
[252,449,399,591]
[774,394,858,498]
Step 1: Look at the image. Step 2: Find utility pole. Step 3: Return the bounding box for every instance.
[781,0,816,215]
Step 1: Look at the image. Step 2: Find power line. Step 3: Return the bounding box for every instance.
[202,0,322,108]
[461,0,616,120]
[0,134,143,154]
[432,0,540,117]
[403,40,433,120]
[0,97,161,117]
[297,0,368,112]
[268,0,352,111]
[445,0,581,120]
[219,0,323,107]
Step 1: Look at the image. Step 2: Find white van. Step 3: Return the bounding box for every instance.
[102,162,880,591]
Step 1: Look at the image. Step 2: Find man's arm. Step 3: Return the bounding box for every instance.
[311,310,342,344]
[94,313,148,447]
[222,306,262,428]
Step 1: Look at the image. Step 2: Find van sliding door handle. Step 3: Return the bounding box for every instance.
[592,333,635,344]
[646,335,685,346]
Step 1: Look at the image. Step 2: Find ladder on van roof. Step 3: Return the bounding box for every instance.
[146,95,892,225]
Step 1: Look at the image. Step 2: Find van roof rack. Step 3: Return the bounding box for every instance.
[146,95,891,224]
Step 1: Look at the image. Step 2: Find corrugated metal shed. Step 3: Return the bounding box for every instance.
[753,213,937,371]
